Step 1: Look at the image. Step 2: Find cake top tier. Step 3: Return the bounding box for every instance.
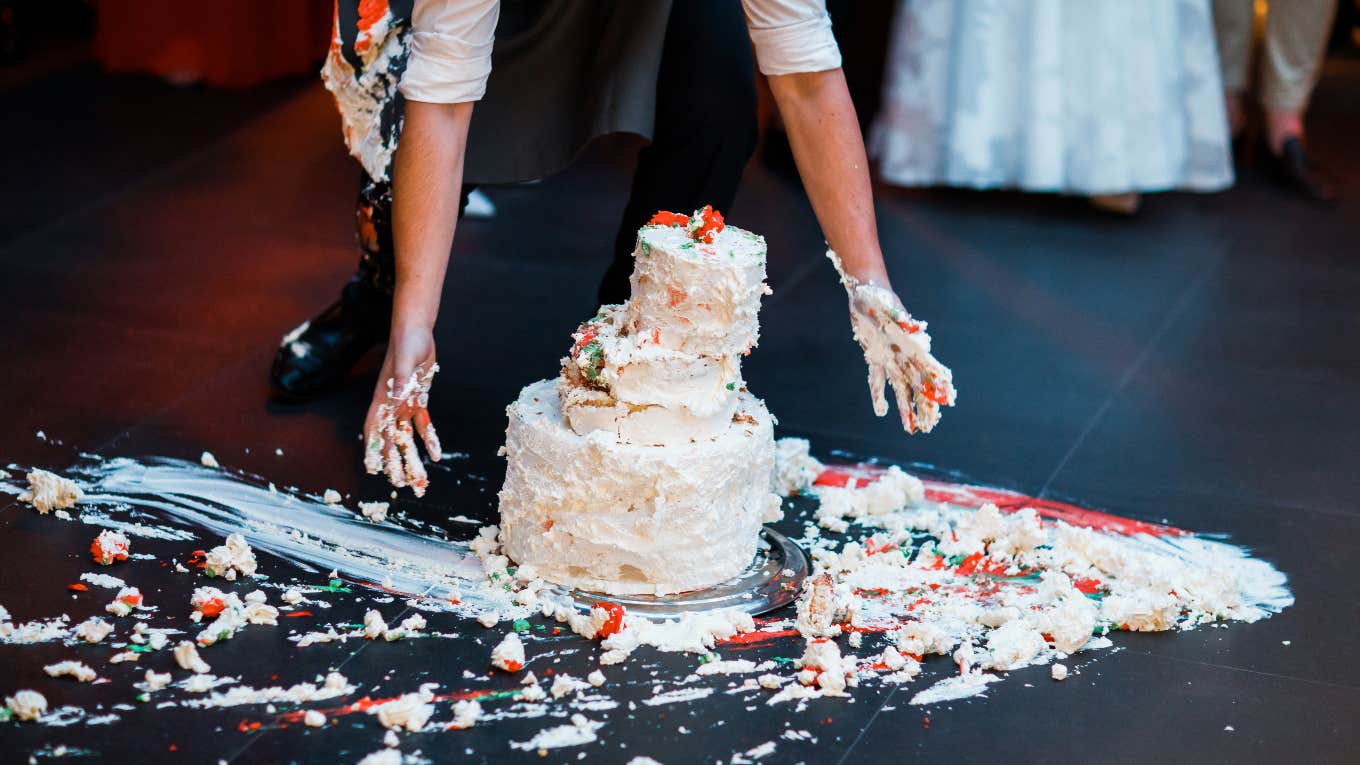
[638,206,767,266]
[628,207,771,357]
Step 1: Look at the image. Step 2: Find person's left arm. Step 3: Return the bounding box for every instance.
[744,0,957,433]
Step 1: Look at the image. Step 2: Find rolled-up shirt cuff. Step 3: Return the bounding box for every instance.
[399,29,493,104]
[748,15,842,76]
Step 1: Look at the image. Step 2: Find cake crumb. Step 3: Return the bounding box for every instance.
[359,501,390,523]
[491,632,525,672]
[44,660,96,682]
[4,690,47,721]
[19,469,84,514]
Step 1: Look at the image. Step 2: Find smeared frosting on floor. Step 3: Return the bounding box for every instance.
[0,445,1291,760]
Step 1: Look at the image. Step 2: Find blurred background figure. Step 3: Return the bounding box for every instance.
[93,0,330,88]
[1213,0,1340,204]
[871,0,1234,215]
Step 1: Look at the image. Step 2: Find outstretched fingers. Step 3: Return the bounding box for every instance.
[867,362,889,418]
[364,403,391,476]
[393,420,428,496]
[888,371,918,434]
[414,409,441,462]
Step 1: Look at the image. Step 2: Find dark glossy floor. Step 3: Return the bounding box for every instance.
[2,54,1359,763]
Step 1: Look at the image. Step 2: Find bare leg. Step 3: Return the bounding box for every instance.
[1264,108,1306,154]
[1089,193,1142,216]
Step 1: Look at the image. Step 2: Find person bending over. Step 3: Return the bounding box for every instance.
[290,0,952,483]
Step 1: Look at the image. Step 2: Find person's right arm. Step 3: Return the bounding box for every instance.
[362,0,499,493]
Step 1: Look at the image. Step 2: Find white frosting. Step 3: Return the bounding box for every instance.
[569,305,742,414]
[370,693,434,732]
[19,469,83,514]
[626,224,771,357]
[772,438,825,495]
[173,641,211,674]
[560,305,745,446]
[75,617,112,644]
[500,212,781,594]
[43,660,96,683]
[320,10,402,182]
[5,690,46,722]
[490,631,525,672]
[499,379,781,595]
[559,377,740,446]
[203,533,258,580]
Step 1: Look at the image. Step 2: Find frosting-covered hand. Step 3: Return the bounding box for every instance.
[828,250,956,434]
[364,330,441,496]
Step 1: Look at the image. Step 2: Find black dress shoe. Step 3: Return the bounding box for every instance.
[1266,137,1339,205]
[271,175,396,401]
[269,277,392,401]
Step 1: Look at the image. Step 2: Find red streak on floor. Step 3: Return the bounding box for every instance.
[719,628,800,647]
[814,464,1185,537]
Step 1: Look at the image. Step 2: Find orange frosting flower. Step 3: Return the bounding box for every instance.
[689,204,725,243]
[647,210,691,227]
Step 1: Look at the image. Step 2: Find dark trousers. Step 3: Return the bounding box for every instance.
[598,0,759,304]
[354,0,758,309]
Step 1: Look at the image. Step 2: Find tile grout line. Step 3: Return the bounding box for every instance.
[1127,648,1360,693]
[1036,247,1227,500]
[832,685,900,765]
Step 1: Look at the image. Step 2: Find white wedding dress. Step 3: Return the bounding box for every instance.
[870,0,1234,195]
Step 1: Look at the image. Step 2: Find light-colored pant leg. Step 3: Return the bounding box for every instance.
[1260,0,1337,111]
[1212,0,1255,93]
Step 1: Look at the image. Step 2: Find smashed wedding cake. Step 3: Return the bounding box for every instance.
[498,207,783,595]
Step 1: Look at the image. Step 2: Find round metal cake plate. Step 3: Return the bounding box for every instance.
[548,526,808,618]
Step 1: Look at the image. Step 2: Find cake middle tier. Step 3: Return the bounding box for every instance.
[562,304,743,445]
[498,378,783,596]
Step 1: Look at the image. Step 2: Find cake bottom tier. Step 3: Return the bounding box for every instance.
[498,378,782,595]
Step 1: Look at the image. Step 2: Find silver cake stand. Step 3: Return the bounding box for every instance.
[548,527,808,618]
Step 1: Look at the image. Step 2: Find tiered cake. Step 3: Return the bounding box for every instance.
[497,208,783,595]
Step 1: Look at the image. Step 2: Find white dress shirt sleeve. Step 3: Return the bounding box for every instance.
[399,0,501,104]
[741,0,842,75]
